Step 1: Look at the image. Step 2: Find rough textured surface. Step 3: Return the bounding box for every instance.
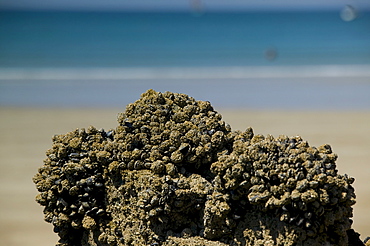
[365,237,370,246]
[33,89,365,246]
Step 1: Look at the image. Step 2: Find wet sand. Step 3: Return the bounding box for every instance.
[0,107,369,245]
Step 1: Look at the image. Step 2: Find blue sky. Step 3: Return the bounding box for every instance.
[1,0,370,11]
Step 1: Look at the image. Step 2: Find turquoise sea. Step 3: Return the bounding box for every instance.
[0,10,370,109]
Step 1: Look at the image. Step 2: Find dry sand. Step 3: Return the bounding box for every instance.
[0,107,369,246]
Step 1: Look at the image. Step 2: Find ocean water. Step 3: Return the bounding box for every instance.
[1,11,370,67]
[0,10,370,109]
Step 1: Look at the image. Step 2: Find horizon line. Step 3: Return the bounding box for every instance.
[2,4,370,13]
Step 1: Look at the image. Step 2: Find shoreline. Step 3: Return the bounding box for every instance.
[1,107,369,245]
[2,77,370,110]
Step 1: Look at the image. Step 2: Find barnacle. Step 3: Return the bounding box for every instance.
[33,89,363,246]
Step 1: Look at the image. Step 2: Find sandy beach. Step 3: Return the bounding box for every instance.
[0,107,369,246]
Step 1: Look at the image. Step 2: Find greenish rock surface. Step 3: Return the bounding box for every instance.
[33,89,363,246]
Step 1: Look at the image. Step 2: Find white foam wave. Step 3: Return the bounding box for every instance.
[1,65,370,80]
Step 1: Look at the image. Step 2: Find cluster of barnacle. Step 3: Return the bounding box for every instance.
[33,127,115,245]
[33,89,359,246]
[102,90,235,245]
[113,90,234,176]
[209,131,356,245]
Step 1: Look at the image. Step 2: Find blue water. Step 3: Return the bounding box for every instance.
[1,10,370,67]
[0,10,370,109]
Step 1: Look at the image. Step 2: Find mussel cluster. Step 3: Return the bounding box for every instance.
[33,127,113,243]
[210,133,356,245]
[33,89,361,246]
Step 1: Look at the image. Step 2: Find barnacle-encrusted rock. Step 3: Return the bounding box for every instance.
[33,89,365,246]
